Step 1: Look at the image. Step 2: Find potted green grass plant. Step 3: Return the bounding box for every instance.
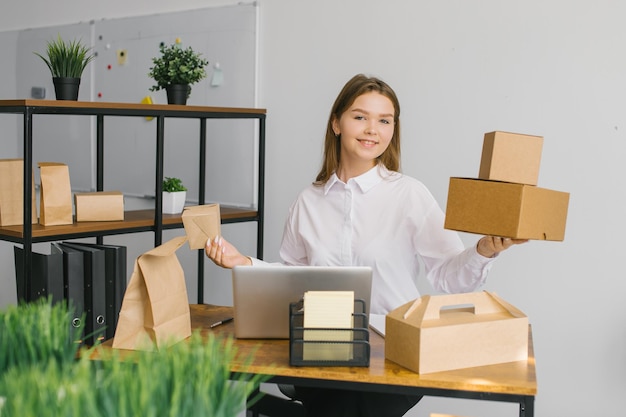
[148,41,209,105]
[0,296,83,374]
[34,34,96,100]
[0,330,268,417]
[162,176,187,214]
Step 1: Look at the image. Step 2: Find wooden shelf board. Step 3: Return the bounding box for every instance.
[0,99,267,115]
[0,207,258,241]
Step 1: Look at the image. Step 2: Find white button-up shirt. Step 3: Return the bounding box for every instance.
[258,165,495,315]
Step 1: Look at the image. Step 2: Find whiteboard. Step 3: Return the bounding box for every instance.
[12,4,258,207]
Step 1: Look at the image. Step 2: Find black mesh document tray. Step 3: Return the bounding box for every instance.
[289,298,370,367]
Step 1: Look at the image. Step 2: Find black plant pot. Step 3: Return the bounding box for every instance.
[165,84,190,105]
[53,77,81,101]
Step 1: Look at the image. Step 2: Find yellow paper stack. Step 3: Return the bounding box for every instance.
[302,291,354,361]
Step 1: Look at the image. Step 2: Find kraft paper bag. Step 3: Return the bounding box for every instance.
[181,204,221,250]
[0,159,37,226]
[38,162,73,226]
[112,236,191,351]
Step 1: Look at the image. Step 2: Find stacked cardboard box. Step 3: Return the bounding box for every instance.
[444,131,569,241]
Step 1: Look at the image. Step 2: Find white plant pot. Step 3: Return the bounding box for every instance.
[162,191,186,214]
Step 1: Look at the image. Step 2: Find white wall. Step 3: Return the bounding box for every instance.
[0,32,19,159]
[1,1,625,416]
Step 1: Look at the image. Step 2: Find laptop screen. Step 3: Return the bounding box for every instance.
[231,265,373,339]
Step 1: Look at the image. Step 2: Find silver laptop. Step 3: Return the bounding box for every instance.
[231,265,373,339]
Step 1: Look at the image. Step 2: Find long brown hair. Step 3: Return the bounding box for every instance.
[314,74,401,185]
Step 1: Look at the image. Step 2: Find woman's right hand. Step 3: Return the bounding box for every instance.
[205,236,252,269]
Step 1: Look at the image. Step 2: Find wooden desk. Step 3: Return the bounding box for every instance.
[100,304,537,417]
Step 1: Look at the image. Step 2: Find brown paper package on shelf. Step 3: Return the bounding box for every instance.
[38,162,73,226]
[74,191,124,222]
[0,159,37,226]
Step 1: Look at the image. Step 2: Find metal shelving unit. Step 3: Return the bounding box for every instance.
[0,99,266,304]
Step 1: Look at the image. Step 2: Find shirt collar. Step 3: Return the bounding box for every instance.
[324,164,392,195]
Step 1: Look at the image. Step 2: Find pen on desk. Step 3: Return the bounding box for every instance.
[210,317,233,328]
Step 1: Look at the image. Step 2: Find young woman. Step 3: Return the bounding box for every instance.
[205,74,526,416]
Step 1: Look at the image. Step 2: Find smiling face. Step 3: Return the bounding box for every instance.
[332,91,396,180]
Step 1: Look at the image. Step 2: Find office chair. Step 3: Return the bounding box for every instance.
[248,384,304,417]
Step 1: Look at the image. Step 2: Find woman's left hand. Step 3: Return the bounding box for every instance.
[477,236,528,258]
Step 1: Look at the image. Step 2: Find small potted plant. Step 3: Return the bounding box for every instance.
[162,176,187,214]
[148,41,209,105]
[34,35,96,100]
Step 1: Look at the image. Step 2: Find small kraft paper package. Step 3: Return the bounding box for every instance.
[181,204,221,250]
[38,162,73,226]
[385,291,528,374]
[74,191,124,222]
[0,159,37,226]
[112,236,191,351]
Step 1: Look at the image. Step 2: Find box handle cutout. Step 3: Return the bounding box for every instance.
[422,292,504,321]
[440,303,475,314]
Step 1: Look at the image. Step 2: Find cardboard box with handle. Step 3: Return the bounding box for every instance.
[385,291,528,374]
